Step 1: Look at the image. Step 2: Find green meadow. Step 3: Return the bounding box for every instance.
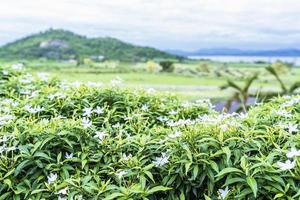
[5,58,297,101]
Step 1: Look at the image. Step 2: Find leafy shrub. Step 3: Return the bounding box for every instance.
[159,61,174,72]
[196,63,210,73]
[271,60,292,75]
[1,65,300,199]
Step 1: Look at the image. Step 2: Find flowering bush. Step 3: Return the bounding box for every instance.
[0,65,300,199]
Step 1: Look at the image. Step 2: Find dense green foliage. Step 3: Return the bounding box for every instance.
[0,29,180,62]
[1,65,300,199]
[159,61,175,73]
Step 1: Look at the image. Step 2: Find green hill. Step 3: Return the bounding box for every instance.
[0,29,181,62]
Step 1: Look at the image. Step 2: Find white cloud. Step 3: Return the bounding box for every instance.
[0,0,300,50]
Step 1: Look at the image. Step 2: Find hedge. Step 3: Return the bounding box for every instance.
[0,65,300,199]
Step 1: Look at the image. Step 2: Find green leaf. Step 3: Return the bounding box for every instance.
[274,193,284,199]
[144,171,155,183]
[4,179,12,188]
[216,167,243,178]
[0,192,12,200]
[34,151,52,160]
[82,159,88,169]
[180,192,185,200]
[185,162,192,175]
[192,165,199,180]
[140,175,146,189]
[31,141,42,154]
[225,177,246,185]
[2,168,14,180]
[209,161,219,173]
[222,147,231,164]
[147,186,171,194]
[246,177,258,198]
[103,192,124,200]
[240,156,247,171]
[14,160,31,176]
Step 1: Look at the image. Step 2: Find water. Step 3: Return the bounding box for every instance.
[188,56,300,66]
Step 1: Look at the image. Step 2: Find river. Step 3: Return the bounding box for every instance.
[188,56,300,66]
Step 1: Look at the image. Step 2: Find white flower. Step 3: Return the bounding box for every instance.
[11,63,24,70]
[5,146,16,152]
[218,186,230,199]
[116,170,127,179]
[87,81,103,87]
[282,101,294,108]
[275,109,292,118]
[94,106,104,114]
[0,115,15,126]
[286,123,298,134]
[29,90,39,99]
[153,152,169,167]
[37,72,49,81]
[57,187,68,195]
[0,145,6,154]
[196,99,215,109]
[141,104,149,111]
[133,113,142,118]
[157,116,168,122]
[40,119,50,125]
[121,153,132,161]
[277,160,296,170]
[25,105,44,114]
[110,76,123,86]
[239,112,248,119]
[168,130,182,138]
[19,78,33,84]
[65,152,74,159]
[11,101,18,107]
[2,70,8,75]
[83,107,93,117]
[181,101,192,108]
[157,139,167,145]
[1,107,10,113]
[82,118,92,129]
[146,88,156,94]
[57,115,67,119]
[167,119,194,127]
[94,131,107,141]
[0,135,9,143]
[286,148,300,158]
[220,124,229,132]
[281,96,300,108]
[71,81,82,88]
[48,94,57,101]
[277,122,285,129]
[58,196,67,200]
[48,92,67,101]
[19,90,31,95]
[169,110,178,115]
[124,116,133,121]
[76,195,84,200]
[112,123,121,128]
[47,173,58,184]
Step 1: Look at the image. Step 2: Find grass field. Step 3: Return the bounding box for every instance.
[2,59,299,101]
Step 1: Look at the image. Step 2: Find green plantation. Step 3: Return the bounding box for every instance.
[1,65,300,200]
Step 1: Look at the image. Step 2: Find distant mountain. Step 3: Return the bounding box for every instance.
[167,48,300,57]
[0,29,181,62]
[165,49,192,57]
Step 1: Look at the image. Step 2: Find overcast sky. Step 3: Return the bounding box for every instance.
[1,0,300,50]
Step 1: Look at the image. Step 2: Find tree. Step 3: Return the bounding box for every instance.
[159,61,174,72]
[221,73,258,112]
